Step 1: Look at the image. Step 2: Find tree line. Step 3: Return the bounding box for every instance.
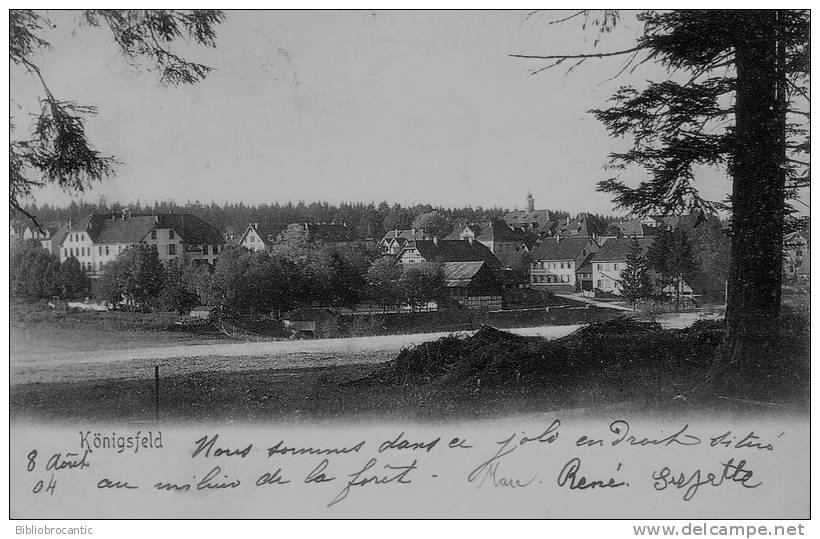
[11,236,446,317]
[15,199,621,242]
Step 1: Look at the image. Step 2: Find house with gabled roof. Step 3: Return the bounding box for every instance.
[589,236,656,295]
[238,222,286,252]
[529,236,600,291]
[446,219,526,264]
[59,211,225,276]
[379,228,426,254]
[396,238,501,269]
[554,213,606,238]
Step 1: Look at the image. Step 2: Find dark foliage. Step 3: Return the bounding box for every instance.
[10,9,225,228]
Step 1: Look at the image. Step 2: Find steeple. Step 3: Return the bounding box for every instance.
[526,192,535,213]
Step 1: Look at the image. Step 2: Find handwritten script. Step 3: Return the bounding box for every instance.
[12,418,799,518]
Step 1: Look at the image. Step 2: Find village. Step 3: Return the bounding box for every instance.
[10,192,810,341]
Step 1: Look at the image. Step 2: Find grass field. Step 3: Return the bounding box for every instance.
[9,300,809,423]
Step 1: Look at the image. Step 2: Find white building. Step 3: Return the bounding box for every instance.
[59,211,225,276]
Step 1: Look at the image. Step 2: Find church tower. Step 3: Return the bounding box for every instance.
[526,192,535,213]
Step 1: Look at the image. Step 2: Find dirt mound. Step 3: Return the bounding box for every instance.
[360,326,535,386]
[564,316,663,339]
[362,319,729,402]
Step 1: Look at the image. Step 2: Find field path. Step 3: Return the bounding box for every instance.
[11,325,583,385]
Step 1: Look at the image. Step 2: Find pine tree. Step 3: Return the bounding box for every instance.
[514,10,809,387]
[58,256,90,299]
[647,228,700,311]
[620,236,653,309]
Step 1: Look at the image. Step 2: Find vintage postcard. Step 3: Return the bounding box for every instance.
[8,8,811,527]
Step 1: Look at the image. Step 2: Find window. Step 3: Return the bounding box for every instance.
[151,230,157,240]
[168,244,177,255]
[169,230,175,240]
[98,246,102,255]
[63,248,67,257]
[597,280,602,288]
[106,246,110,255]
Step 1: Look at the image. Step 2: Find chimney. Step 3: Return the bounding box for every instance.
[566,216,570,225]
[556,234,561,243]
[467,236,474,246]
[411,227,416,238]
[433,236,439,247]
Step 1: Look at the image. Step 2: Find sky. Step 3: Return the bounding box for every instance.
[11,10,741,215]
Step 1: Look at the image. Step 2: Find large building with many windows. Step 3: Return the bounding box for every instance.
[529,236,600,291]
[59,211,225,276]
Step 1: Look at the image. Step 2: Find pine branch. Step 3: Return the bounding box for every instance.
[510,46,644,61]
[10,198,45,234]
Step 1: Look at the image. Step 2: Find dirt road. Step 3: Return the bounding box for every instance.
[11,324,583,385]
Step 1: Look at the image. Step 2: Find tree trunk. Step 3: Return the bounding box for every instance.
[719,11,787,393]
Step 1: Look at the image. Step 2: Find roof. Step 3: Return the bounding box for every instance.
[49,223,69,247]
[283,307,338,320]
[529,236,598,261]
[70,214,156,244]
[156,214,225,245]
[408,239,501,268]
[446,220,523,243]
[554,214,605,237]
[475,220,523,243]
[504,208,554,228]
[590,236,655,262]
[68,213,224,246]
[381,228,426,242]
[241,223,286,246]
[575,253,595,274]
[442,261,487,287]
[444,223,480,240]
[605,219,660,237]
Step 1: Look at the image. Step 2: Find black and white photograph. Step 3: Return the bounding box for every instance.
[7,8,812,526]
